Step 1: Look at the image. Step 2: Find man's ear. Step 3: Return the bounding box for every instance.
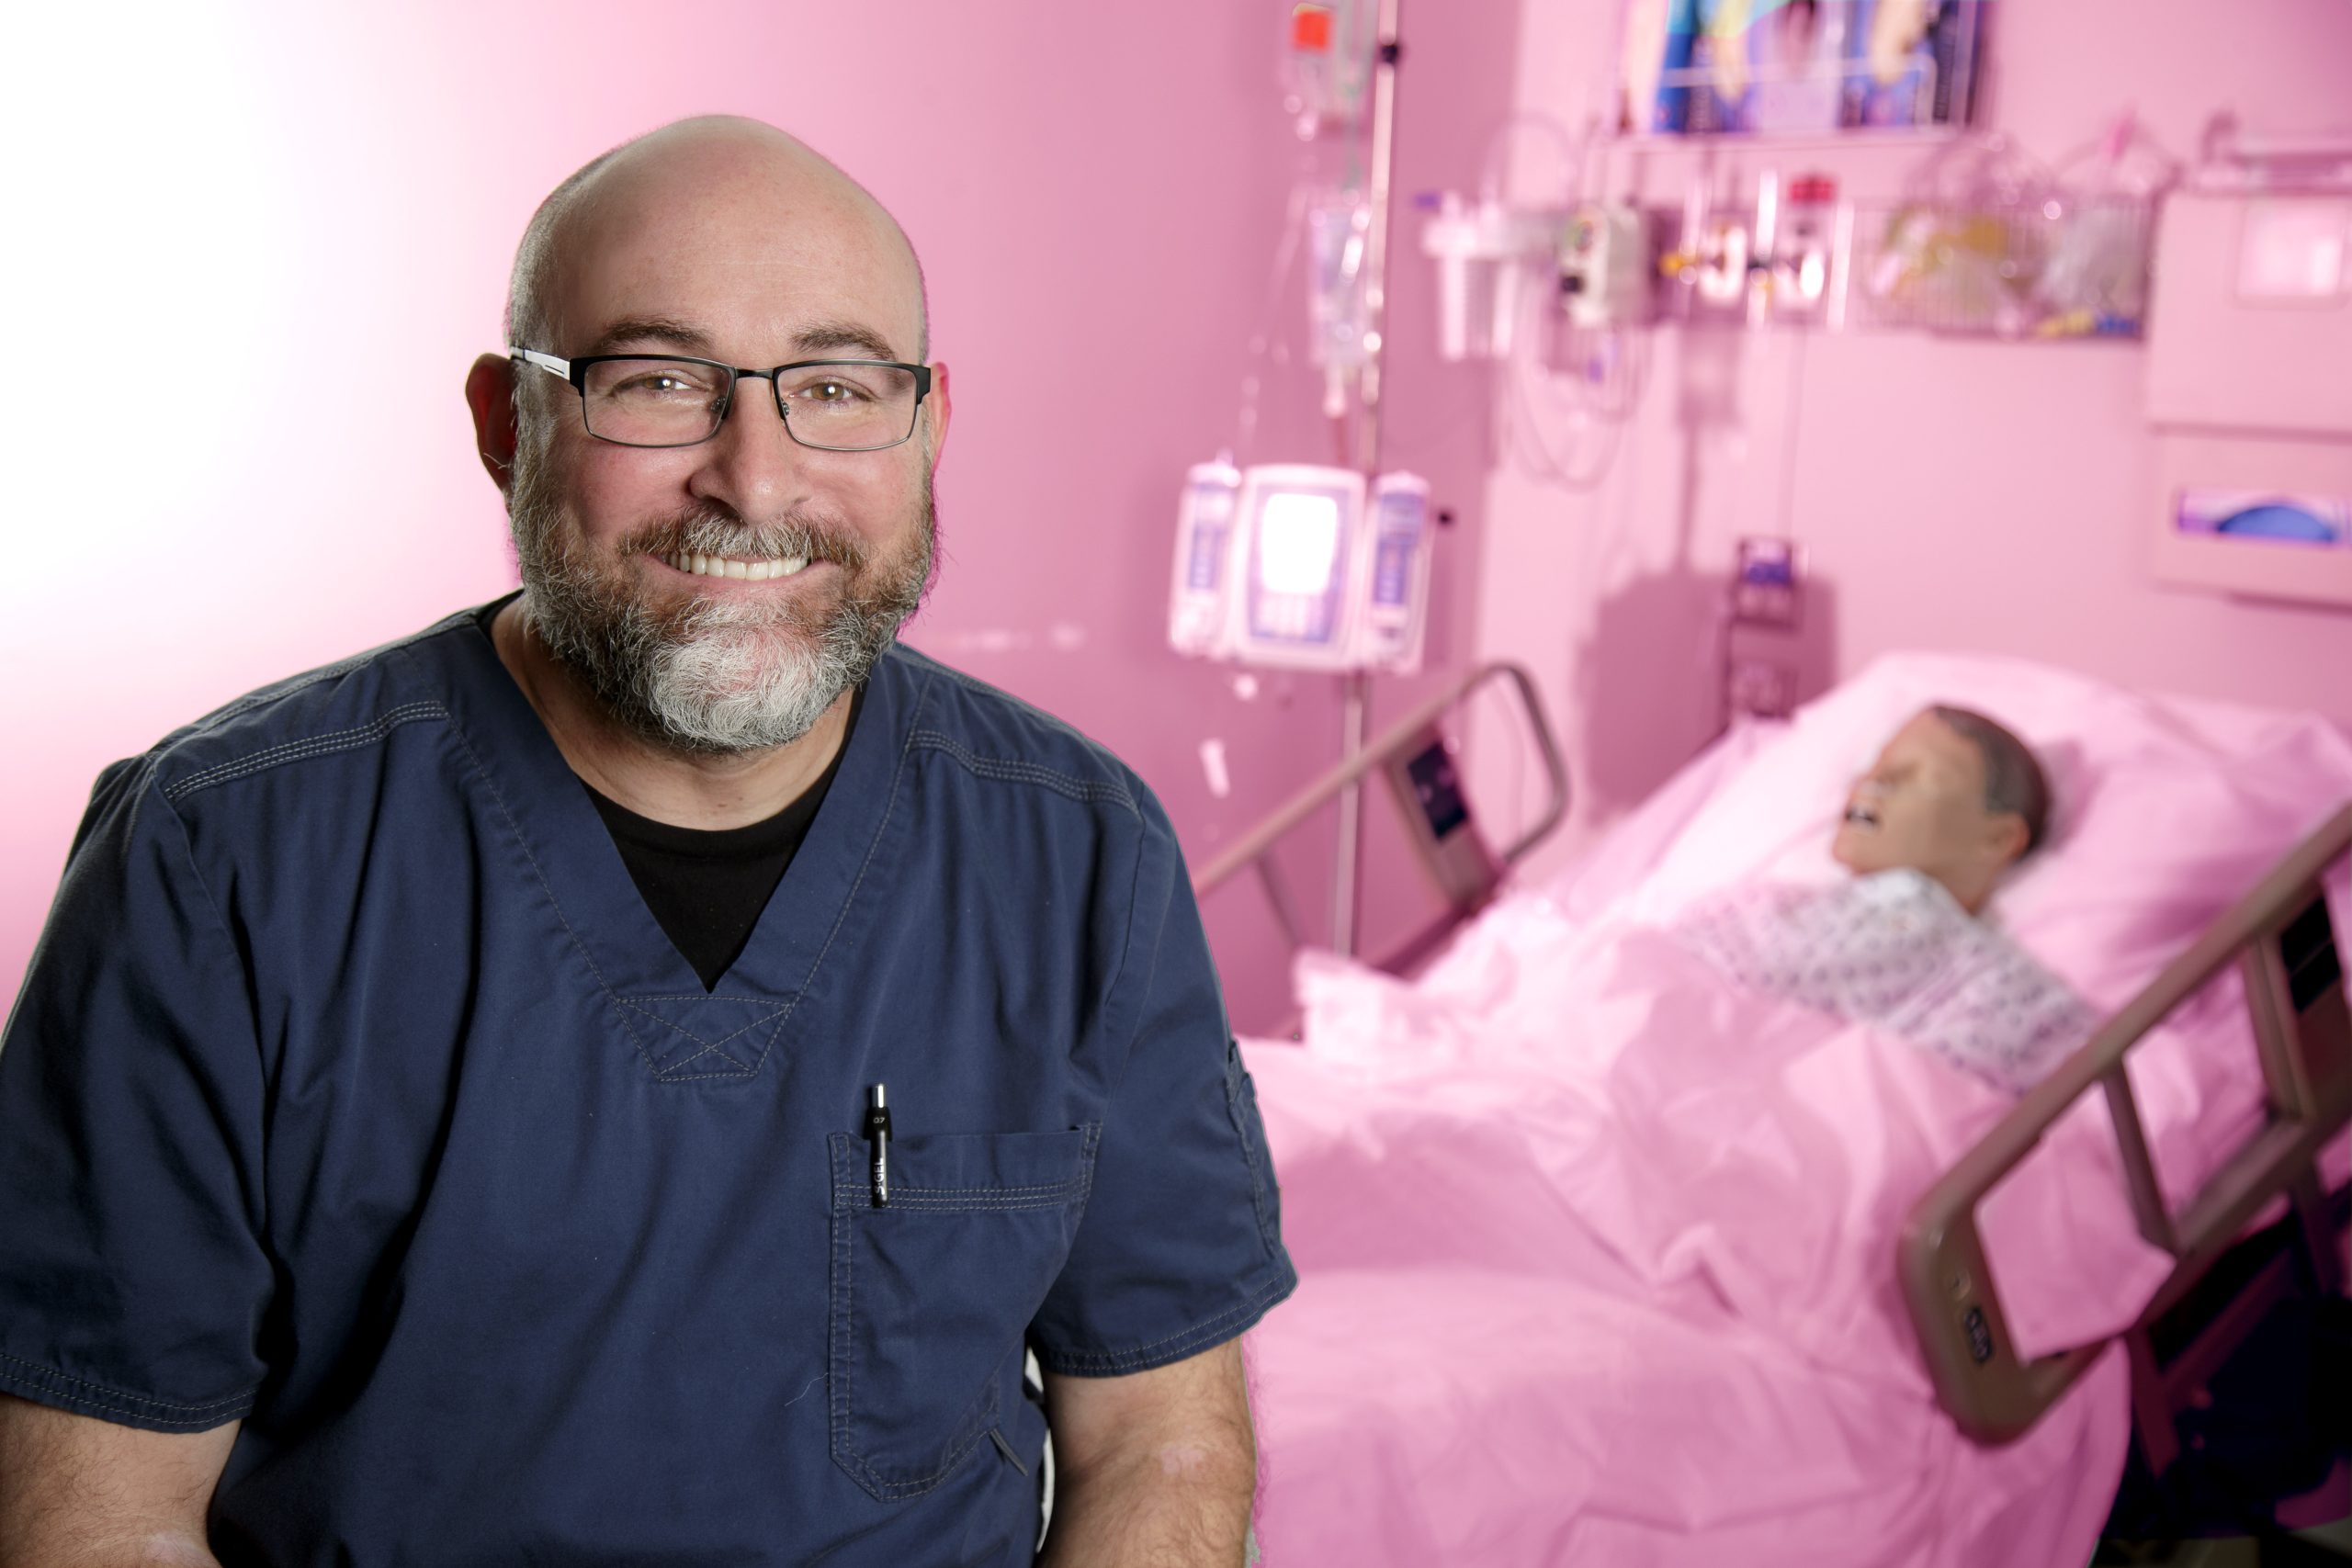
[466,354,520,495]
[921,361,951,472]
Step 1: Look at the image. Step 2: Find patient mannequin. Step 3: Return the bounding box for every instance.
[1831,706,2050,915]
[1674,705,2086,1091]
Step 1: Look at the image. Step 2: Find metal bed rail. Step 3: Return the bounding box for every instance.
[1899,802,2352,1462]
[1191,661,1571,976]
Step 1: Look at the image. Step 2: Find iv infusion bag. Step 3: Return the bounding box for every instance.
[1281,0,1377,137]
[1166,461,1433,674]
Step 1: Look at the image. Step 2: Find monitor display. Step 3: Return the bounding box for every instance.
[1256,492,1345,594]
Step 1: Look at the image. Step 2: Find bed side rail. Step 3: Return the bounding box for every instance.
[1897,802,2352,1448]
[1190,662,1571,974]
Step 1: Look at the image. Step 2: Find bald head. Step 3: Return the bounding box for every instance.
[504,116,928,366]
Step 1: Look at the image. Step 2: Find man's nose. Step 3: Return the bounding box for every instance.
[688,378,816,518]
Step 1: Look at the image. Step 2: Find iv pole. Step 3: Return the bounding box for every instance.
[1329,0,1404,958]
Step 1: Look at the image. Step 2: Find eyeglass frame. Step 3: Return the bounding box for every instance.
[509,346,935,452]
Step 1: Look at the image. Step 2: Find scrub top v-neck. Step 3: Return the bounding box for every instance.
[0,601,1296,1568]
[469,597,864,995]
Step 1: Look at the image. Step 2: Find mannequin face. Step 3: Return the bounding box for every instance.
[1831,712,2030,914]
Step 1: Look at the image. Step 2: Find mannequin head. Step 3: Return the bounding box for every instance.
[1831,706,2049,915]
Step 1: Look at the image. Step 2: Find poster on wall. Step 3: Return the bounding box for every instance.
[1619,0,1984,138]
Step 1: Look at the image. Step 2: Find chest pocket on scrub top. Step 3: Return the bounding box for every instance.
[827,1123,1101,1502]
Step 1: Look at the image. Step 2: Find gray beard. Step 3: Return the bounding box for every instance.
[506,434,933,756]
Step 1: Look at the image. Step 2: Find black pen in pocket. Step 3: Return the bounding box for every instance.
[863,1084,890,1207]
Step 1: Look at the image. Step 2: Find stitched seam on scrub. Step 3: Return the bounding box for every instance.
[770,668,928,1068]
[864,1193,1084,1213]
[164,704,449,801]
[824,1138,1005,1502]
[830,1150,1004,1500]
[437,725,681,1077]
[652,1005,795,1082]
[612,995,789,1077]
[913,655,1131,765]
[612,998,785,1051]
[440,724,814,1083]
[616,660,925,1083]
[1227,1052,1280,1256]
[661,1043,752,1075]
[152,774,273,1250]
[831,1182,854,1480]
[1036,1267,1295,1375]
[182,614,466,736]
[824,1126,1100,1213]
[906,730,1136,814]
[0,1352,256,1425]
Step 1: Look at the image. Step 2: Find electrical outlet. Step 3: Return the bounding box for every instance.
[1726,657,1795,721]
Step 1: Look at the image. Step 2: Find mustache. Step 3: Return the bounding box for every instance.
[619,508,869,571]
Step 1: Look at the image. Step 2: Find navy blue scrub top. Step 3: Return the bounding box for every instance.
[0,604,1295,1566]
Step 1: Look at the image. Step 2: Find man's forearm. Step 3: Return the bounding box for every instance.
[1035,1433,1256,1568]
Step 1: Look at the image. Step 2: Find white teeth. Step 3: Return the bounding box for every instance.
[663,551,814,581]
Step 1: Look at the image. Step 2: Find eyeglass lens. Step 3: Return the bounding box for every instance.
[579,358,921,450]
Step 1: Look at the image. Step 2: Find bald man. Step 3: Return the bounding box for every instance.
[0,118,1294,1567]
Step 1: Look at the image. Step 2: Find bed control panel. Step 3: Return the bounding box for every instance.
[1381,727,1502,912]
[2279,896,2343,1016]
[2257,889,2352,1125]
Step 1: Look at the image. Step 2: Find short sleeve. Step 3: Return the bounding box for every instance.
[0,760,273,1431]
[1028,796,1296,1376]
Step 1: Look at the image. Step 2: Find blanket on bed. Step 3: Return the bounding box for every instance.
[1246,894,2150,1567]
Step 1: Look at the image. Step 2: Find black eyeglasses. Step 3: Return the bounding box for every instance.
[511,347,933,452]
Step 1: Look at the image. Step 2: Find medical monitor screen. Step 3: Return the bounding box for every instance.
[1256,492,1345,595]
[2175,487,2349,549]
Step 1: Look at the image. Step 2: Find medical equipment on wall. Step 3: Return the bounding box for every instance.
[1559,203,1653,329]
[1850,132,2164,339]
[2145,123,2352,610]
[1419,194,1563,360]
[1167,462,1433,674]
[1749,171,1838,324]
[1415,122,1654,489]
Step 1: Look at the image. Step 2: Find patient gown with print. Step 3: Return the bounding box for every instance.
[1670,868,2098,1091]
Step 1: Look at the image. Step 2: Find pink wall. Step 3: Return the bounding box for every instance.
[1,3,1520,1031]
[1468,0,2352,875]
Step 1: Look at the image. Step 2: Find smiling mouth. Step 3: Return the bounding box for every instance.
[662,551,811,582]
[1843,806,1881,829]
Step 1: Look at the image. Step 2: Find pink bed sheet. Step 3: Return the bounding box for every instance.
[1240,653,2352,1567]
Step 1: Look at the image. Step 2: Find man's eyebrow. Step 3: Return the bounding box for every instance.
[791,321,903,363]
[586,317,715,355]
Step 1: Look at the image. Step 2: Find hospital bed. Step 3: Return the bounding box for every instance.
[1197,652,2352,1565]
